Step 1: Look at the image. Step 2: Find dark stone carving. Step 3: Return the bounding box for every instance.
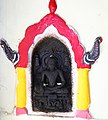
[31,37,72,112]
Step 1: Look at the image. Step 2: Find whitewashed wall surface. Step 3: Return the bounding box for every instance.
[0,0,108,120]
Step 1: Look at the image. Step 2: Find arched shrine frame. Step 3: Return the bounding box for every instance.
[15,0,91,118]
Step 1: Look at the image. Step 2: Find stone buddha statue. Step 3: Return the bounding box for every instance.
[31,37,72,112]
[41,56,68,94]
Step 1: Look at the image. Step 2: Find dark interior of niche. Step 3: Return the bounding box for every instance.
[31,36,72,112]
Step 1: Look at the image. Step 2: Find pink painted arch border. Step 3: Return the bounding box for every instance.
[15,13,90,69]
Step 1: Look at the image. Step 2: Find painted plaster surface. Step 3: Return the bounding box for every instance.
[0,114,101,120]
[0,0,108,120]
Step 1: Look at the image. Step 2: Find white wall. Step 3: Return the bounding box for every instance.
[0,0,108,119]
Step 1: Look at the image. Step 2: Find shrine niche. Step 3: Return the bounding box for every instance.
[0,0,103,119]
[31,37,72,112]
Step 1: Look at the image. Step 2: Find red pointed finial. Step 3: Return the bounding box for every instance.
[49,0,57,13]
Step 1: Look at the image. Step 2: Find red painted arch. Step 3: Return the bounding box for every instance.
[15,13,90,69]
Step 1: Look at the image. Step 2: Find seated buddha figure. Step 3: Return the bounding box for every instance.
[41,57,68,94]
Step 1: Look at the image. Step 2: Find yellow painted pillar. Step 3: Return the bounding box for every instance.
[16,67,27,108]
[76,68,90,110]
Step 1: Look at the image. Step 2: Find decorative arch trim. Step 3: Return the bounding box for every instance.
[16,13,90,69]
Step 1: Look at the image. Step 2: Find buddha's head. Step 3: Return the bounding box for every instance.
[47,57,56,71]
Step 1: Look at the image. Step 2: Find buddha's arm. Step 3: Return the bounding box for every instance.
[58,70,65,87]
[42,72,45,85]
